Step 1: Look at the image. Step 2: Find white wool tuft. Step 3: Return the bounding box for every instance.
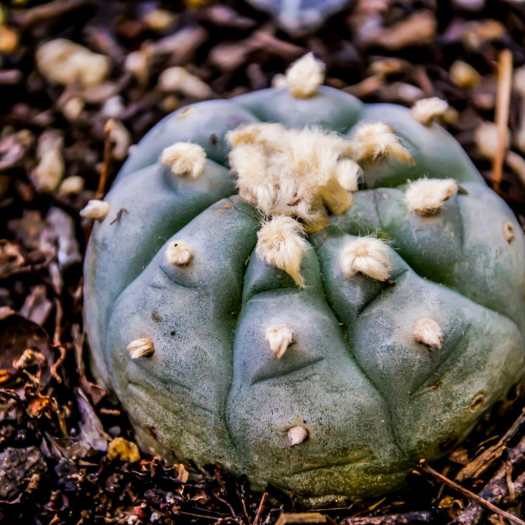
[227,122,287,149]
[413,318,443,350]
[160,142,206,178]
[335,159,362,192]
[350,122,413,164]
[127,337,155,359]
[285,53,325,99]
[411,97,449,126]
[256,217,308,287]
[165,240,193,266]
[228,124,355,230]
[265,324,294,359]
[80,200,110,221]
[340,237,391,282]
[405,178,458,216]
[288,425,309,446]
[229,144,275,213]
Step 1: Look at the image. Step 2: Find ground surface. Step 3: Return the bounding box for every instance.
[2,0,525,524]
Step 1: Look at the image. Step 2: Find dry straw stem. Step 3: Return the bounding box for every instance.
[419,460,525,525]
[106,119,131,161]
[514,66,525,152]
[96,120,115,198]
[492,49,513,192]
[275,513,327,524]
[455,432,525,524]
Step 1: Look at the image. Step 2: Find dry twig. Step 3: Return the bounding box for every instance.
[492,49,513,192]
[457,409,525,481]
[419,460,525,525]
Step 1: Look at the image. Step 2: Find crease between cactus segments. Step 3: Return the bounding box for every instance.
[83,53,525,502]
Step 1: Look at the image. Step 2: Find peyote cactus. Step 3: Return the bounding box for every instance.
[84,54,525,501]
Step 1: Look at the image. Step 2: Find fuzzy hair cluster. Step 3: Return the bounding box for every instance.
[340,237,392,282]
[228,123,362,232]
[256,216,308,287]
[411,97,449,126]
[285,52,325,99]
[165,240,193,267]
[161,142,206,179]
[348,123,414,164]
[405,178,458,216]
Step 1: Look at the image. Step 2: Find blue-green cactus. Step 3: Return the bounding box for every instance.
[84,56,525,501]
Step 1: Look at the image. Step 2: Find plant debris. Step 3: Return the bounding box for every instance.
[2,0,525,523]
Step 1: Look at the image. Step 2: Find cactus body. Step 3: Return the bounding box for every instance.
[84,84,525,500]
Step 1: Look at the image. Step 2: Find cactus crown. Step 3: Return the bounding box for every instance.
[224,112,413,283]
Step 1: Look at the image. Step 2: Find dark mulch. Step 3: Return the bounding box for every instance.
[1,0,525,523]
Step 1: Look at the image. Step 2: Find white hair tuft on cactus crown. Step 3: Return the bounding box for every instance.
[256,216,308,287]
[349,122,414,164]
[228,124,357,231]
